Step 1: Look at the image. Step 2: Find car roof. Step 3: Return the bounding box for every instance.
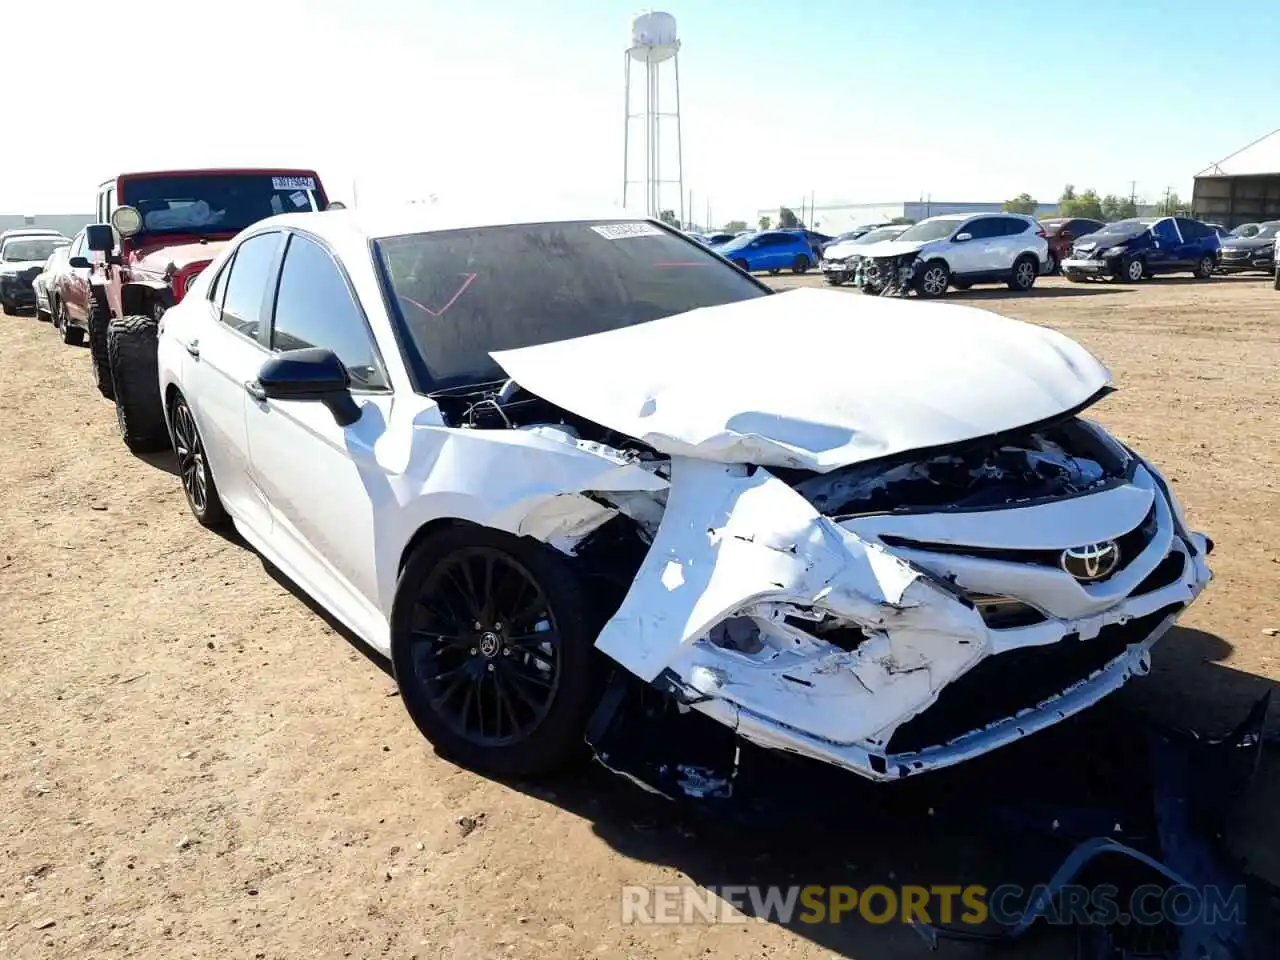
[1,227,66,237]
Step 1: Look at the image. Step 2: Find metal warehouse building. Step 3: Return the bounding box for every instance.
[1193,128,1280,228]
[0,213,94,236]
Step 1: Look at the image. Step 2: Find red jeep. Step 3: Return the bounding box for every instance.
[77,168,331,450]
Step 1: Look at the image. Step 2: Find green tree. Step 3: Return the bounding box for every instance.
[1060,188,1104,221]
[889,216,916,225]
[777,206,800,228]
[1101,194,1139,221]
[723,219,748,233]
[1003,193,1038,215]
[758,215,772,231]
[657,209,679,227]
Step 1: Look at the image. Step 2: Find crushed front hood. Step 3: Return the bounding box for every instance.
[854,239,929,258]
[490,287,1113,472]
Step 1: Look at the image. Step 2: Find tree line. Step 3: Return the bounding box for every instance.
[1003,185,1191,221]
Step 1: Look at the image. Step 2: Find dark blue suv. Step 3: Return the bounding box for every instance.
[1060,216,1220,282]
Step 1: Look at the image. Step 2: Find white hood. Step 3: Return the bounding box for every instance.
[822,241,865,259]
[490,287,1112,473]
[854,238,930,258]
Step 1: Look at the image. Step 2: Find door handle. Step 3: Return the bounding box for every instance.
[185,339,200,359]
[244,380,267,402]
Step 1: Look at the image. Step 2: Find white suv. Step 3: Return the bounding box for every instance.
[853,213,1050,298]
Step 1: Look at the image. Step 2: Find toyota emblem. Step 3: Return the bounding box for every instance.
[1060,541,1121,581]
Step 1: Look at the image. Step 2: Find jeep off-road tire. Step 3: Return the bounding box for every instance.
[87,295,115,399]
[107,315,170,453]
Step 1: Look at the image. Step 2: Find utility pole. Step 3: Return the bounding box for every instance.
[1129,180,1137,206]
[1162,186,1172,215]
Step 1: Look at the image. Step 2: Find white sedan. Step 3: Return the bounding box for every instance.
[152,206,1213,785]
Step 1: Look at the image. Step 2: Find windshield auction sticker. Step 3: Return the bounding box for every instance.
[591,222,665,240]
[272,176,316,191]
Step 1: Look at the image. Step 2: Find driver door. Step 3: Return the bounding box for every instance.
[242,231,395,625]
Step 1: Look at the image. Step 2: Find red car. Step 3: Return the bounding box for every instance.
[73,168,331,450]
[1039,217,1105,275]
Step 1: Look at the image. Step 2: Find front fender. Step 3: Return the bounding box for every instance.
[121,280,171,317]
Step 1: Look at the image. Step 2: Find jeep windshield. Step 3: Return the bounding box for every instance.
[1,238,68,262]
[119,173,327,237]
[376,220,768,390]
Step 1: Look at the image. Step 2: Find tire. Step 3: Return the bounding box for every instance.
[733,258,750,272]
[36,300,52,323]
[58,300,84,345]
[1045,253,1060,276]
[824,274,842,286]
[951,280,972,291]
[391,525,603,778]
[861,284,882,296]
[0,294,12,315]
[170,393,229,527]
[792,254,810,274]
[87,294,115,399]
[1274,267,1280,292]
[768,268,781,276]
[1064,271,1085,283]
[107,315,170,453]
[1008,255,1039,292]
[916,260,950,298]
[1193,255,1215,280]
[1122,257,1146,283]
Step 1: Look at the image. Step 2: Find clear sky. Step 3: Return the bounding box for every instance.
[3,0,1276,223]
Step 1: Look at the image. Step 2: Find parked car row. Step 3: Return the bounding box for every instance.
[3,190,1218,794]
[0,230,70,314]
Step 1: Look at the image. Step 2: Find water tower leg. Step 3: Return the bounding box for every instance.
[674,51,685,228]
[622,52,631,208]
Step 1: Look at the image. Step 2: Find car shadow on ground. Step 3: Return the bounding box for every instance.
[948,285,1131,301]
[134,449,179,478]
[227,533,1280,960]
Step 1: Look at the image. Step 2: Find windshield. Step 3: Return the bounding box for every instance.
[376,220,768,389]
[1244,222,1280,240]
[894,219,960,243]
[120,173,328,237]
[1092,218,1153,236]
[856,227,906,244]
[717,232,758,252]
[1,238,68,262]
[1229,223,1261,238]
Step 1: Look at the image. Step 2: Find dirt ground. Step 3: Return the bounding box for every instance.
[1,274,1277,959]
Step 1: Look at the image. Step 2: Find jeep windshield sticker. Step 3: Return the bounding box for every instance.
[272,176,316,191]
[290,191,310,209]
[590,222,664,240]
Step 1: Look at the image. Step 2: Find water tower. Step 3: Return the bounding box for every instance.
[623,11,684,222]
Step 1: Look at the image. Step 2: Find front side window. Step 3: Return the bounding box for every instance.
[376,220,767,389]
[219,232,282,339]
[270,234,386,388]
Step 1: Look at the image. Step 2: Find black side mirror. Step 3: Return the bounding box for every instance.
[68,256,91,269]
[85,223,115,252]
[254,348,361,426]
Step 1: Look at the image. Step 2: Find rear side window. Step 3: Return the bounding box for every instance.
[1151,219,1180,244]
[998,217,1031,236]
[270,234,387,389]
[1176,218,1208,240]
[219,232,283,340]
[377,220,767,389]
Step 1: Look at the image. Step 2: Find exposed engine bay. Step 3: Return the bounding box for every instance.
[856,252,921,296]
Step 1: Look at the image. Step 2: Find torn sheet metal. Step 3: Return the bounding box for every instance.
[490,286,1113,473]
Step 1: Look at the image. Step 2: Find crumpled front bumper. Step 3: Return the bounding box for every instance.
[595,455,1212,782]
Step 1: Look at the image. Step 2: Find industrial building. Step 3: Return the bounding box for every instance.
[0,213,94,237]
[1193,128,1280,228]
[754,200,1062,234]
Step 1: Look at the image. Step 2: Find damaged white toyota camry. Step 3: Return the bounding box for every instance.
[154,206,1213,784]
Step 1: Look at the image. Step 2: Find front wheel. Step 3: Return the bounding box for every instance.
[1008,255,1039,292]
[1193,255,1215,280]
[87,295,115,399]
[792,254,810,274]
[1045,253,1060,276]
[171,393,229,527]
[1122,257,1146,282]
[391,526,602,778]
[108,316,170,453]
[916,261,950,298]
[824,274,843,286]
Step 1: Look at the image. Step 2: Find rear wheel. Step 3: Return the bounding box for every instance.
[791,254,810,274]
[58,300,84,345]
[87,295,114,398]
[916,260,950,298]
[1008,255,1039,291]
[171,393,229,527]
[391,526,602,777]
[107,315,170,453]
